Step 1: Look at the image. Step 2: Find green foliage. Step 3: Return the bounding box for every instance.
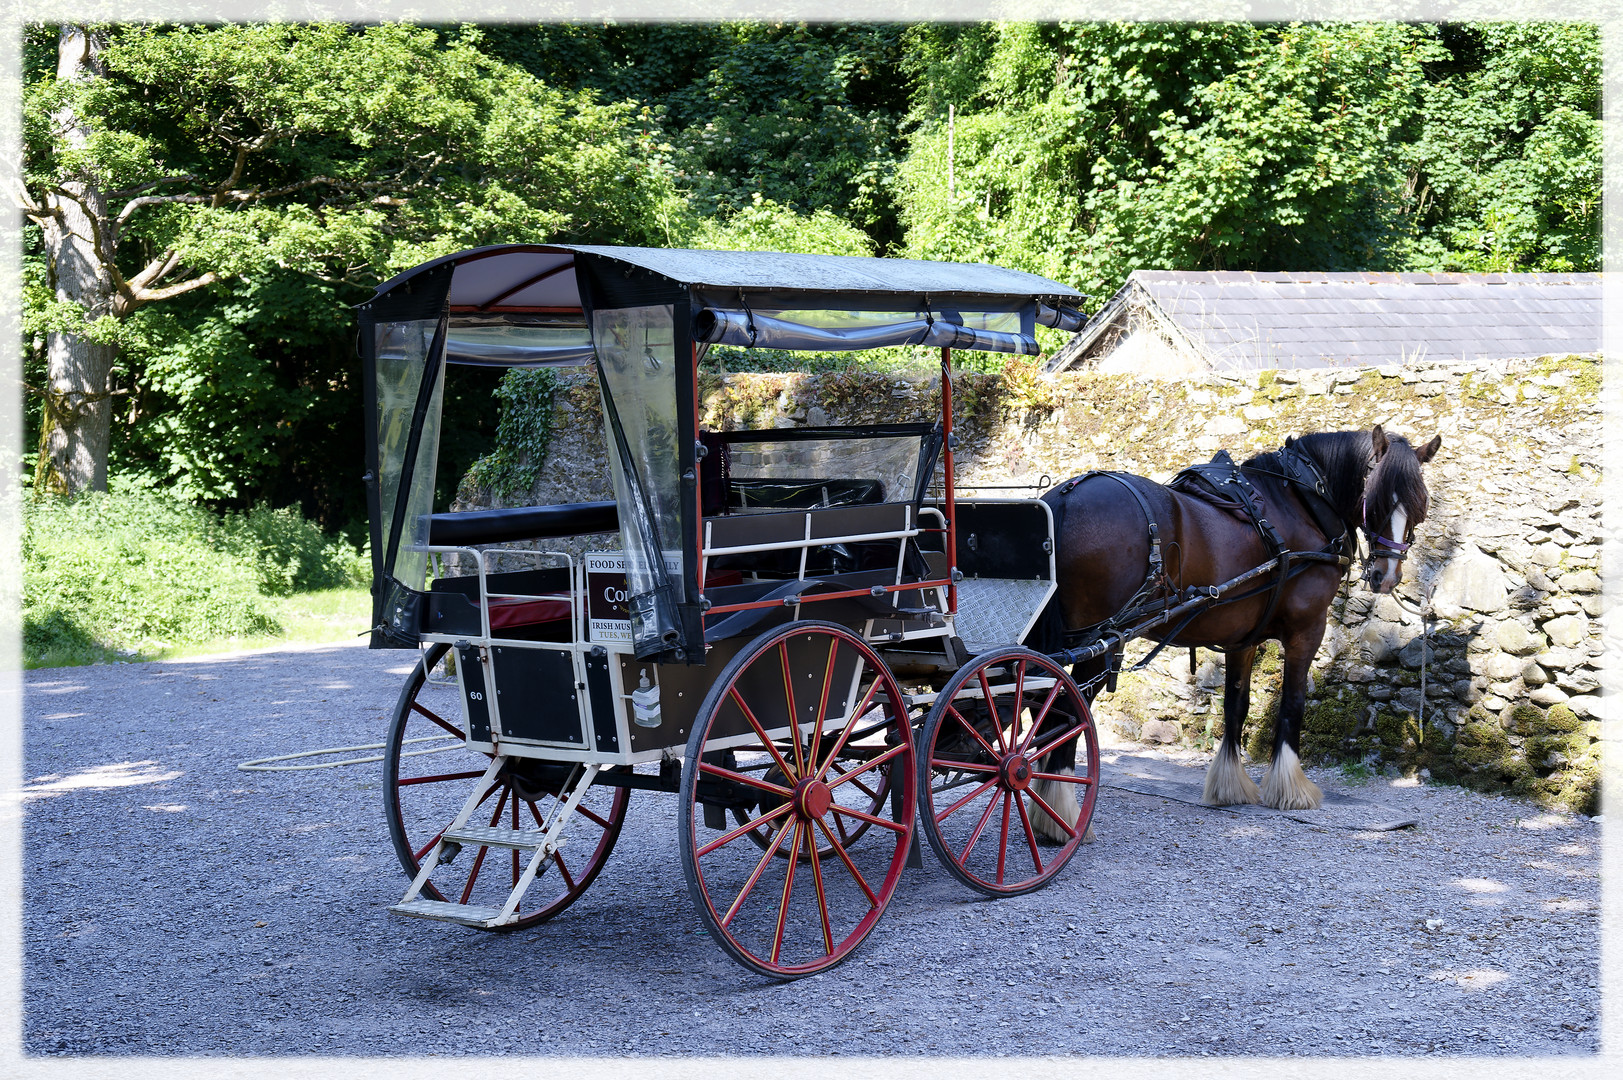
[464,368,560,500]
[22,484,367,665]
[896,21,1599,298]
[21,21,679,519]
[23,486,278,664]
[486,22,912,247]
[215,503,369,596]
[1400,23,1600,271]
[687,193,874,256]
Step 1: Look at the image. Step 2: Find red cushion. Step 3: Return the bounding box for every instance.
[487,597,573,630]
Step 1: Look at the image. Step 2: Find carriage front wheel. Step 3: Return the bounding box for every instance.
[384,643,630,930]
[678,621,915,979]
[917,647,1099,897]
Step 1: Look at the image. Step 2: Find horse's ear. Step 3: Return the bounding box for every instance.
[1416,434,1442,464]
[1370,425,1388,461]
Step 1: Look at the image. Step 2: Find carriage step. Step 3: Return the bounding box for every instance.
[442,824,547,850]
[389,899,512,927]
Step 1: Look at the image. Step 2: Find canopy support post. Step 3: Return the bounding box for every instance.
[941,346,957,616]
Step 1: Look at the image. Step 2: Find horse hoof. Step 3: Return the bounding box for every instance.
[1202,748,1261,806]
[1081,824,1097,844]
[1259,746,1323,810]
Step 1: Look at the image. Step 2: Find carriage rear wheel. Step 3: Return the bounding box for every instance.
[679,621,915,979]
[917,647,1098,897]
[384,643,629,930]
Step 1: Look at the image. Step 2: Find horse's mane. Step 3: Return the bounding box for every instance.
[1242,429,1371,521]
[1242,428,1428,524]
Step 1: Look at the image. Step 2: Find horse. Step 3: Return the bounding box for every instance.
[1026,425,1440,824]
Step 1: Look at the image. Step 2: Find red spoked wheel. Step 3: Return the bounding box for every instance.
[384,643,629,930]
[679,621,915,979]
[917,647,1098,897]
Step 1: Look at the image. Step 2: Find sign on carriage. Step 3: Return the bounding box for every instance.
[584,551,681,643]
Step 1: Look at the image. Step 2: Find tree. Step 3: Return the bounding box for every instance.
[16,22,679,497]
[893,21,1599,299]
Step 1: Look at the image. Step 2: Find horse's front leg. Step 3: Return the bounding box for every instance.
[1202,644,1261,805]
[1259,630,1326,810]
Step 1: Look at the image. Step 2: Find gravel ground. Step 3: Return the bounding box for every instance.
[20,641,1601,1057]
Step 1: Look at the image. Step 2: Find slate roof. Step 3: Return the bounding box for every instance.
[1046,270,1602,372]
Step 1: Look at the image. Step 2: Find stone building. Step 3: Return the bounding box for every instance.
[1046,271,1602,376]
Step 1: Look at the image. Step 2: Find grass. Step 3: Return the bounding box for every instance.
[105,586,376,665]
[23,482,371,668]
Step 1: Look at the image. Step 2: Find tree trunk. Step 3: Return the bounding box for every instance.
[36,26,118,496]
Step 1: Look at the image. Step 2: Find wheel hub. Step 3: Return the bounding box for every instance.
[794,777,834,820]
[1000,753,1033,792]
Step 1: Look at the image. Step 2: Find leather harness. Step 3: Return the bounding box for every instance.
[1054,442,1355,687]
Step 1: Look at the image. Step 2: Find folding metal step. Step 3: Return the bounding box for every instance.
[442,824,547,850]
[390,899,510,928]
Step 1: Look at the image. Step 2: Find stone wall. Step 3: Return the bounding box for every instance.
[460,353,1605,812]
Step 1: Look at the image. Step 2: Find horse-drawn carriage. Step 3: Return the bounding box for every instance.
[363,245,1101,977]
[361,245,1439,979]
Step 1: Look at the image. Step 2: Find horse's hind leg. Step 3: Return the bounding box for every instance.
[1025,656,1111,845]
[1260,631,1325,810]
[1202,644,1262,805]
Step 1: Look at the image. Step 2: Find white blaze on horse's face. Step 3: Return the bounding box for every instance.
[1371,506,1407,594]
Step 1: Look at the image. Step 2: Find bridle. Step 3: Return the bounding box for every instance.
[1359,495,1413,561]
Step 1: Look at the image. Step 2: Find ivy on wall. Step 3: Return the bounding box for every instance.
[463,368,560,501]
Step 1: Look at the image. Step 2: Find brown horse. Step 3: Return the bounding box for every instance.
[1038,426,1440,812]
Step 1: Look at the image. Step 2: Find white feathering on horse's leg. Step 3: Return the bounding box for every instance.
[1259,744,1323,810]
[1029,771,1095,843]
[1202,742,1261,806]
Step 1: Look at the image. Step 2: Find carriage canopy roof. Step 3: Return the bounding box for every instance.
[361,244,1086,365]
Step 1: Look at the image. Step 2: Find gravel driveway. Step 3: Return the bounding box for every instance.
[20,641,1601,1057]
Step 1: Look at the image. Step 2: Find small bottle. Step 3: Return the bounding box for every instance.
[631,669,662,728]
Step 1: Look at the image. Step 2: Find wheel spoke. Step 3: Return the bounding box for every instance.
[699,760,794,798]
[827,760,879,800]
[1031,722,1089,762]
[808,635,840,771]
[1011,660,1027,743]
[720,815,795,928]
[811,675,883,783]
[807,823,835,955]
[729,687,800,783]
[1018,680,1065,753]
[697,802,794,858]
[935,774,1000,823]
[978,669,1008,751]
[511,795,521,889]
[829,802,907,833]
[396,768,488,787]
[1030,770,1095,785]
[1013,792,1044,876]
[1024,786,1077,839]
[779,642,805,778]
[996,792,1011,885]
[413,831,445,863]
[411,701,464,740]
[826,743,906,790]
[576,804,613,829]
[553,848,576,891]
[958,789,1003,862]
[770,822,802,965]
[814,817,878,907]
[949,705,1000,759]
[929,757,997,774]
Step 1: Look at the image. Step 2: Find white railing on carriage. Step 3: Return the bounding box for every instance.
[417,544,581,648]
[702,505,922,602]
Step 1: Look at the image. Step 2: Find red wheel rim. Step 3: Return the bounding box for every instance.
[385,644,628,929]
[680,623,915,978]
[918,649,1098,897]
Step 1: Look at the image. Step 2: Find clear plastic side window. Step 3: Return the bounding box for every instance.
[375,319,445,591]
[593,305,685,653]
